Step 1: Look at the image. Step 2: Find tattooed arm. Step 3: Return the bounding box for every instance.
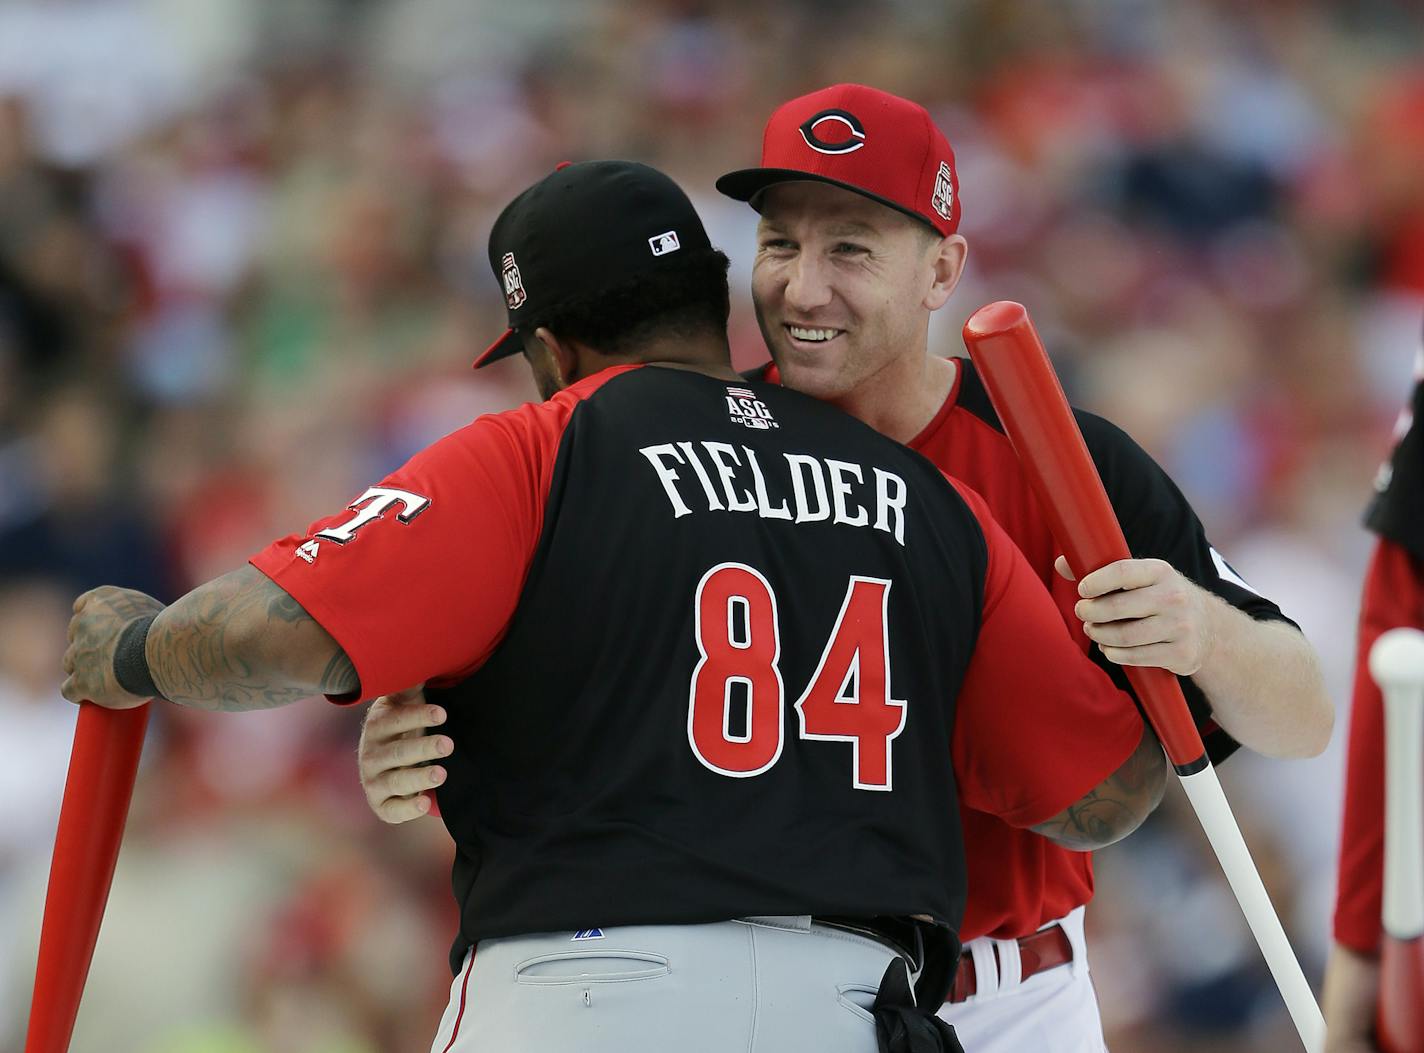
[61,567,358,712]
[1030,727,1167,851]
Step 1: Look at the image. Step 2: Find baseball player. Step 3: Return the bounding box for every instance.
[362,85,1331,1052]
[62,160,1165,1053]
[1323,347,1424,1052]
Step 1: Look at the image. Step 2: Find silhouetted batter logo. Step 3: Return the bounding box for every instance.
[649,230,681,256]
[798,109,866,155]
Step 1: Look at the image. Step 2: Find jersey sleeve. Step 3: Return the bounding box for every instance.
[249,398,572,702]
[948,480,1147,828]
[1334,538,1424,953]
[1366,362,1424,562]
[1078,410,1297,763]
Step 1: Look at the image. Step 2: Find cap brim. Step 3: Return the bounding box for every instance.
[473,328,520,370]
[714,168,942,235]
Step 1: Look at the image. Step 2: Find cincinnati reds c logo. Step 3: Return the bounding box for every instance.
[798,109,867,155]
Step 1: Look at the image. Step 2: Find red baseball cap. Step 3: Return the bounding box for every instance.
[716,83,960,236]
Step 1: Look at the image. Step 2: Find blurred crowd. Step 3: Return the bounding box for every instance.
[2,0,1423,1049]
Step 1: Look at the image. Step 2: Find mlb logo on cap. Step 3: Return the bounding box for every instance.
[649,231,681,256]
[715,83,961,237]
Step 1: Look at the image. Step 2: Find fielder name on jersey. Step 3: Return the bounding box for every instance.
[640,440,908,545]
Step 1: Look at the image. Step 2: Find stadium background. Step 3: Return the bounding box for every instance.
[0,0,1420,1049]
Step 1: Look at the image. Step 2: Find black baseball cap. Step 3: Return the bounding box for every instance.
[475,160,715,368]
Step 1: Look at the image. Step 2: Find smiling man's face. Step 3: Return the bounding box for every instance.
[751,181,946,402]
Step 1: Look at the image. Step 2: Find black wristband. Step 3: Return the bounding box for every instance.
[113,615,163,700]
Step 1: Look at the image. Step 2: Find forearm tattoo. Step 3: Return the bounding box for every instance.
[148,566,360,712]
[1031,728,1167,851]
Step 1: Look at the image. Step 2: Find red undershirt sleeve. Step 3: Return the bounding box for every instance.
[248,398,571,702]
[948,479,1146,828]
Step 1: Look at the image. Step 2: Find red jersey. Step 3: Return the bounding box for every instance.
[757,358,1294,940]
[1335,361,1424,954]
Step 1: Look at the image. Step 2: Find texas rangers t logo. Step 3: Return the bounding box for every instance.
[314,486,431,545]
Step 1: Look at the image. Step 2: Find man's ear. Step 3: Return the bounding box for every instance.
[923,234,969,312]
[528,327,581,387]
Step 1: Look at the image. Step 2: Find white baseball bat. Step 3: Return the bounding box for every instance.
[963,302,1324,1052]
[1369,628,1424,1053]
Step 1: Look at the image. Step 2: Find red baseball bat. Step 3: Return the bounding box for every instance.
[960,302,1203,766]
[24,702,150,1053]
[962,301,1324,1051]
[1369,628,1424,1053]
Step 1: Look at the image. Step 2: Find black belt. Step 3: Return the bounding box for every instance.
[814,915,924,969]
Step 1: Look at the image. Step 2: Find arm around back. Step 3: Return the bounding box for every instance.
[948,481,1166,851]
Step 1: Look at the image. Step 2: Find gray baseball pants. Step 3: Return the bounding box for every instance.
[428,915,910,1052]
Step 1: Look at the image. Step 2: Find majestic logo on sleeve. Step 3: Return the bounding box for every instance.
[501,252,527,309]
[725,387,778,430]
[798,109,867,155]
[314,486,431,545]
[930,161,954,221]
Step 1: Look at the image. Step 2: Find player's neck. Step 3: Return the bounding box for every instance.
[593,332,741,383]
[829,353,958,445]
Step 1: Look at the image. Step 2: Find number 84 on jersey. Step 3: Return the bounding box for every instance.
[688,562,906,791]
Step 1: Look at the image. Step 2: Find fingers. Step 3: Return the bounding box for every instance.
[361,698,445,746]
[1076,558,1172,599]
[1053,555,1075,581]
[358,686,448,824]
[1081,614,1174,650]
[1075,583,1180,625]
[1097,642,1185,671]
[365,732,454,777]
[375,791,436,825]
[367,760,447,803]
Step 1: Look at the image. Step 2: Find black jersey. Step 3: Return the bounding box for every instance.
[1366,363,1424,560]
[254,363,1146,984]
[433,365,988,967]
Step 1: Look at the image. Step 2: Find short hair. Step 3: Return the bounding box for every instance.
[916,223,944,251]
[518,248,731,358]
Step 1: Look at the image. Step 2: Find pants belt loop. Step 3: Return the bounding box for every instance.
[992,937,1022,990]
[968,937,998,999]
[1059,906,1089,978]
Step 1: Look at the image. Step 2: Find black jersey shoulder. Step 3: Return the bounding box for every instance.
[956,360,1288,615]
[1366,375,1424,562]
[956,359,1298,763]
[955,360,1204,566]
[740,361,775,384]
